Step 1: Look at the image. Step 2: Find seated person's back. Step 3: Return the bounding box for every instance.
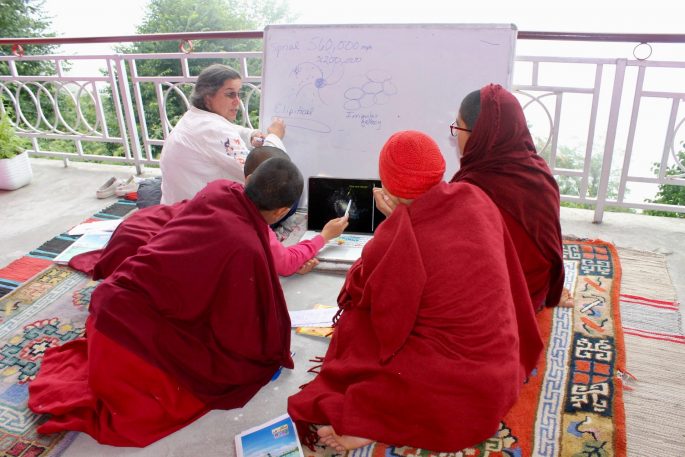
[29,158,304,447]
[450,83,565,311]
[288,131,542,453]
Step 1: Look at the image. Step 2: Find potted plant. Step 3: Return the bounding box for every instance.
[0,115,32,190]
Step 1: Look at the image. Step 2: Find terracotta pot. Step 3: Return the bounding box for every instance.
[0,151,33,190]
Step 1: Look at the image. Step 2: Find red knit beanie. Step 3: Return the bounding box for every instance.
[379,130,446,199]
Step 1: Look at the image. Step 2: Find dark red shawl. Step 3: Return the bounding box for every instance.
[451,83,564,308]
[288,182,542,451]
[69,202,185,279]
[89,180,293,409]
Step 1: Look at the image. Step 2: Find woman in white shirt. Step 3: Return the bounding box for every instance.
[160,64,286,204]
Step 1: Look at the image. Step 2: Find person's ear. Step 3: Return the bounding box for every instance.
[203,95,212,111]
[273,206,290,221]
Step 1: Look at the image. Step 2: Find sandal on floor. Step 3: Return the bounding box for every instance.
[96,176,123,199]
[115,175,139,196]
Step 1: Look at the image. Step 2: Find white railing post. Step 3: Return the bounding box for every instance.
[594,59,627,223]
[112,57,145,175]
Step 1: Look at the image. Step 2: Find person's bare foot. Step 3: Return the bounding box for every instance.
[559,287,575,308]
[317,425,373,452]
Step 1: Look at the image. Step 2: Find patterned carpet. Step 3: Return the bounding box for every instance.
[304,240,627,457]
[0,213,680,456]
[0,199,136,456]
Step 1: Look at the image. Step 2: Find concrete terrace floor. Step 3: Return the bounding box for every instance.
[1,158,685,455]
[1,157,684,301]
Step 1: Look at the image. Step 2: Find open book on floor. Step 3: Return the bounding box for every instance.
[235,414,304,457]
[53,231,112,265]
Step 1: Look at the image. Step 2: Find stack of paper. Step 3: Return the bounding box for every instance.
[288,307,338,328]
[67,219,122,235]
[291,305,336,338]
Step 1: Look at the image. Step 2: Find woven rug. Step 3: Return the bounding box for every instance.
[615,247,685,456]
[304,239,627,457]
[0,199,136,456]
[0,199,137,300]
[616,248,683,345]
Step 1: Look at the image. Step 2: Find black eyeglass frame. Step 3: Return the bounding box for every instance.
[450,122,472,136]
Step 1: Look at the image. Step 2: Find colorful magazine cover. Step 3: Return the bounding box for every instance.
[235,414,304,457]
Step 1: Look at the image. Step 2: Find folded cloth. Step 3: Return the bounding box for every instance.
[136,177,163,209]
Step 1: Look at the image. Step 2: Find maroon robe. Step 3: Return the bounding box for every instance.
[288,182,543,451]
[29,180,293,446]
[451,83,564,311]
[69,201,185,279]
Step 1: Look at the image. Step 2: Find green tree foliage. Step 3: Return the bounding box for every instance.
[0,0,56,55]
[113,0,293,159]
[0,0,57,129]
[0,114,30,158]
[536,139,634,213]
[644,145,685,218]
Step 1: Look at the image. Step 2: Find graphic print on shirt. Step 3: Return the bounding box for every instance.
[223,136,247,165]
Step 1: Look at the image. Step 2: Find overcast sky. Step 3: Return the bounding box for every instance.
[32,0,684,202]
[38,0,683,62]
[43,0,681,37]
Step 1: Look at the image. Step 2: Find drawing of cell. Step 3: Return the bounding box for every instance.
[383,80,398,95]
[367,69,390,83]
[291,62,321,86]
[362,81,383,95]
[374,92,389,105]
[360,93,374,108]
[345,87,364,100]
[344,99,361,111]
[343,70,397,111]
[290,61,345,104]
[291,62,323,97]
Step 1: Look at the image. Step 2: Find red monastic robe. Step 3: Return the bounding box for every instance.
[451,84,564,311]
[288,182,543,451]
[69,201,185,279]
[29,180,293,447]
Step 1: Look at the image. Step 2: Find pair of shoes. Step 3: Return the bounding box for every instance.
[115,175,138,196]
[96,176,123,199]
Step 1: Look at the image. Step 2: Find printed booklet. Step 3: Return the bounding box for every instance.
[53,231,112,265]
[235,414,304,457]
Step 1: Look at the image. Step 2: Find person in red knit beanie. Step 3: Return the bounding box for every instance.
[288,130,542,453]
[378,130,446,199]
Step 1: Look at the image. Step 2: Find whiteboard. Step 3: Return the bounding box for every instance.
[260,24,517,201]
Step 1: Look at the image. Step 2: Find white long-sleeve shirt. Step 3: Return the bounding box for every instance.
[160,106,285,204]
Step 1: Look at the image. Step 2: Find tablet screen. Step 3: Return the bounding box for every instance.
[307,177,386,233]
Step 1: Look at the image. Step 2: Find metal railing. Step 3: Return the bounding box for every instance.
[1,30,684,222]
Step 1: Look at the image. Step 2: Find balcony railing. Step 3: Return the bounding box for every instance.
[1,30,684,222]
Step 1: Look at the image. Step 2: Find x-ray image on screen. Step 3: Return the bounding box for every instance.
[307,177,386,233]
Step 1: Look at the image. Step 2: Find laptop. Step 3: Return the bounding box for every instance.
[300,177,386,263]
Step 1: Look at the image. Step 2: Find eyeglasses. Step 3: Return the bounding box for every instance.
[225,91,240,100]
[450,122,472,136]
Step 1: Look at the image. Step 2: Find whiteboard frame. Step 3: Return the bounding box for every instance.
[260,23,517,201]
